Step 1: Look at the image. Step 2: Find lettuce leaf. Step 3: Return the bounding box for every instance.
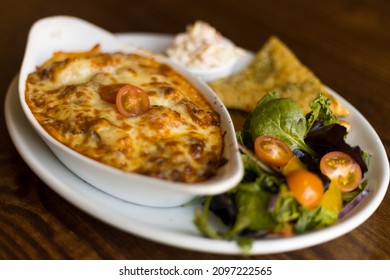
[194,181,277,244]
[272,184,301,223]
[306,93,337,134]
[305,121,368,174]
[225,182,276,239]
[243,93,318,156]
[294,206,338,233]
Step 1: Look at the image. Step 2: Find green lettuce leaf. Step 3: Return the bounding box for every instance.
[305,93,337,134]
[294,206,338,233]
[194,196,224,239]
[272,184,300,223]
[226,182,276,238]
[243,93,317,156]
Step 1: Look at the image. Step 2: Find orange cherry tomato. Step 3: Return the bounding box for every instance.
[116,84,150,117]
[286,170,324,209]
[320,151,362,192]
[254,136,294,167]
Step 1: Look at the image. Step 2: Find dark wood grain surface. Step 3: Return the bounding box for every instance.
[1,0,389,260]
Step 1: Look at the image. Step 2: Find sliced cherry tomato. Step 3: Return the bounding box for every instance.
[320,151,362,192]
[254,135,293,167]
[116,84,150,117]
[286,170,324,209]
[98,83,127,103]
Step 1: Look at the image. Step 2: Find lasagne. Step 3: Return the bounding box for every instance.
[25,46,224,183]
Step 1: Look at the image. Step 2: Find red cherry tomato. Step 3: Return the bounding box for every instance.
[116,84,150,117]
[286,170,324,209]
[320,151,362,192]
[254,136,294,167]
[98,83,127,103]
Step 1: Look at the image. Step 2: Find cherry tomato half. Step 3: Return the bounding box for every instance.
[254,136,294,167]
[286,170,324,209]
[320,151,362,192]
[116,84,150,117]
[98,83,127,103]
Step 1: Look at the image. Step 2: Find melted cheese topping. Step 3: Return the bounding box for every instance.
[25,50,224,183]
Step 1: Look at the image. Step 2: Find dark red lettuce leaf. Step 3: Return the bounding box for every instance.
[210,194,237,226]
[293,149,331,190]
[304,120,368,174]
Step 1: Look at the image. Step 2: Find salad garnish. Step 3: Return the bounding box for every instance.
[194,93,370,253]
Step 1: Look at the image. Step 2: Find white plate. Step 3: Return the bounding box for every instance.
[5,33,389,255]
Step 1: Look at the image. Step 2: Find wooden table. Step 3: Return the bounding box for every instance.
[1,0,389,260]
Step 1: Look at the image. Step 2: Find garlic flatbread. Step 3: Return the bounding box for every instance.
[208,36,348,116]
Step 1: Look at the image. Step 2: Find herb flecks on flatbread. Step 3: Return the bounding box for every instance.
[208,36,349,116]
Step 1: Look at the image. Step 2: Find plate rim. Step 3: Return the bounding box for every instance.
[4,32,390,255]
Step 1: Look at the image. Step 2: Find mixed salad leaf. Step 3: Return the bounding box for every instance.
[243,92,316,155]
[194,93,370,253]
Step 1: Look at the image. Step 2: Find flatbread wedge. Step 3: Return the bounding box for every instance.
[208,36,349,116]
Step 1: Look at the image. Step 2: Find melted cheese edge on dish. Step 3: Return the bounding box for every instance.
[25,50,224,183]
